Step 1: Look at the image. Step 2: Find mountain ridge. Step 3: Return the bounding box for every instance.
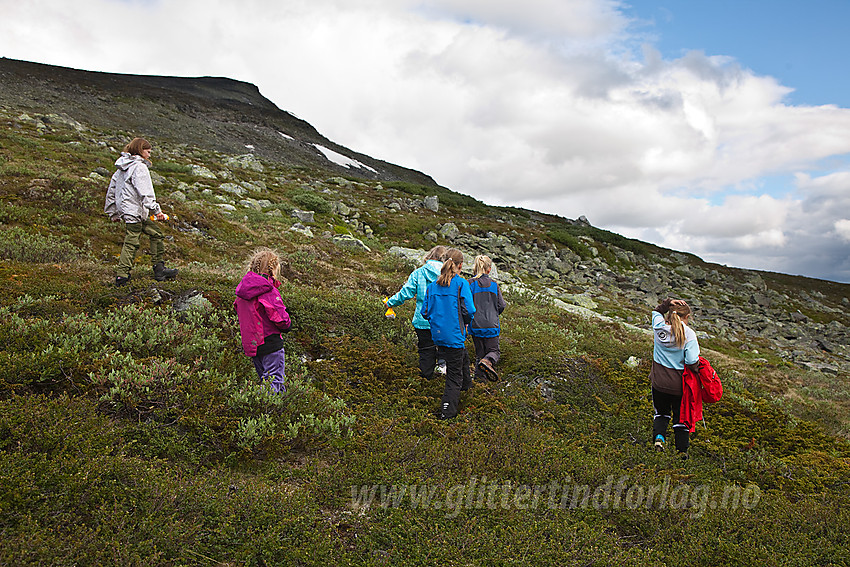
[0,56,437,186]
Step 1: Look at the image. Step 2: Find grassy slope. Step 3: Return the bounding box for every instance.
[1,119,849,566]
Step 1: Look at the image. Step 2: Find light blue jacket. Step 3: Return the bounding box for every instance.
[387,260,443,330]
[651,310,700,369]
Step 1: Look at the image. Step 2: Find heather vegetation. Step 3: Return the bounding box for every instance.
[1,111,849,566]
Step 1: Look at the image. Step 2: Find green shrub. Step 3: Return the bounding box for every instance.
[46,176,99,211]
[290,190,331,213]
[0,201,33,223]
[0,228,83,263]
[154,161,192,174]
[549,228,592,259]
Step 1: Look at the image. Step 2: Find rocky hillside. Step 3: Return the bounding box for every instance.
[1,58,849,565]
[2,56,848,414]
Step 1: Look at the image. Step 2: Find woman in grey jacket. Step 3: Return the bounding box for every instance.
[104,138,178,286]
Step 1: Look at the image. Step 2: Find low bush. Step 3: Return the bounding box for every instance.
[0,228,84,263]
[290,190,331,214]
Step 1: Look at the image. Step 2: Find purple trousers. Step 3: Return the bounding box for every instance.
[252,348,286,393]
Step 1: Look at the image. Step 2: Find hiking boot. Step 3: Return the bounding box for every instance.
[654,435,665,451]
[478,358,499,381]
[153,261,178,281]
[115,275,131,287]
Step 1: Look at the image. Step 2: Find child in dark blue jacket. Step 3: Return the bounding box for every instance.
[468,255,506,381]
[421,248,475,420]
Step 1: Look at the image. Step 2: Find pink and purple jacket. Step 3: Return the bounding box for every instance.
[234,271,291,357]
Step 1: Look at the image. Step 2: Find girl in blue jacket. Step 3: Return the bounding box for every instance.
[468,255,506,381]
[385,245,447,380]
[421,248,475,420]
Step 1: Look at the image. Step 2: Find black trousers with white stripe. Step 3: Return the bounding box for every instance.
[652,388,690,452]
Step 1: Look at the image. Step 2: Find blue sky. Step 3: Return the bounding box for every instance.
[625,0,850,108]
[1,0,849,283]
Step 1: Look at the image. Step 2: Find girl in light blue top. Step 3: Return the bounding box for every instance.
[649,297,699,455]
[385,245,447,380]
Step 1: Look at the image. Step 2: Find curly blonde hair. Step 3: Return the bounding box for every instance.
[247,247,281,280]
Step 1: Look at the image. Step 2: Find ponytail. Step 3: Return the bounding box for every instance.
[665,302,692,348]
[437,248,464,286]
[667,311,686,348]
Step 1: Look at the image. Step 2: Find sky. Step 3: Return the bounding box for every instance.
[2,0,850,283]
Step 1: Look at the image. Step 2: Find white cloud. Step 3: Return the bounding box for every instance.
[836,220,850,241]
[2,0,850,281]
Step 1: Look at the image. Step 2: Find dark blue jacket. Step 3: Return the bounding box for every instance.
[420,275,475,348]
[468,275,506,338]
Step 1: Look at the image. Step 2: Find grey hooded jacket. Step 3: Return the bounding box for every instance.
[104,153,162,223]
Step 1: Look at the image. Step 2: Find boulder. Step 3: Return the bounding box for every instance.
[637,274,665,295]
[332,201,351,216]
[223,154,264,172]
[424,195,439,212]
[291,209,315,223]
[289,223,314,237]
[388,246,426,264]
[333,234,371,252]
[564,293,598,310]
[190,165,217,179]
[439,222,459,240]
[239,199,262,211]
[173,291,212,314]
[219,183,246,197]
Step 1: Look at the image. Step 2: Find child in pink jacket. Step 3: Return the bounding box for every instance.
[234,248,292,393]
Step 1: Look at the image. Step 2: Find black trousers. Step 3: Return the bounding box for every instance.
[438,346,471,418]
[415,328,439,380]
[471,335,500,381]
[652,387,690,452]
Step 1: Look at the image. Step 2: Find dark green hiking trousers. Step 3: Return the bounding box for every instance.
[117,219,164,277]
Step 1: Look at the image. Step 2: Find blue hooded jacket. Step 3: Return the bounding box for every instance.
[386,259,443,329]
[420,274,475,348]
[468,274,506,338]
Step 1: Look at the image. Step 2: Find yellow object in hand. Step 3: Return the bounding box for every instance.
[383,297,396,319]
[150,213,169,221]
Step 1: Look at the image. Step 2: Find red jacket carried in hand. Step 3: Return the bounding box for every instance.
[680,356,723,432]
